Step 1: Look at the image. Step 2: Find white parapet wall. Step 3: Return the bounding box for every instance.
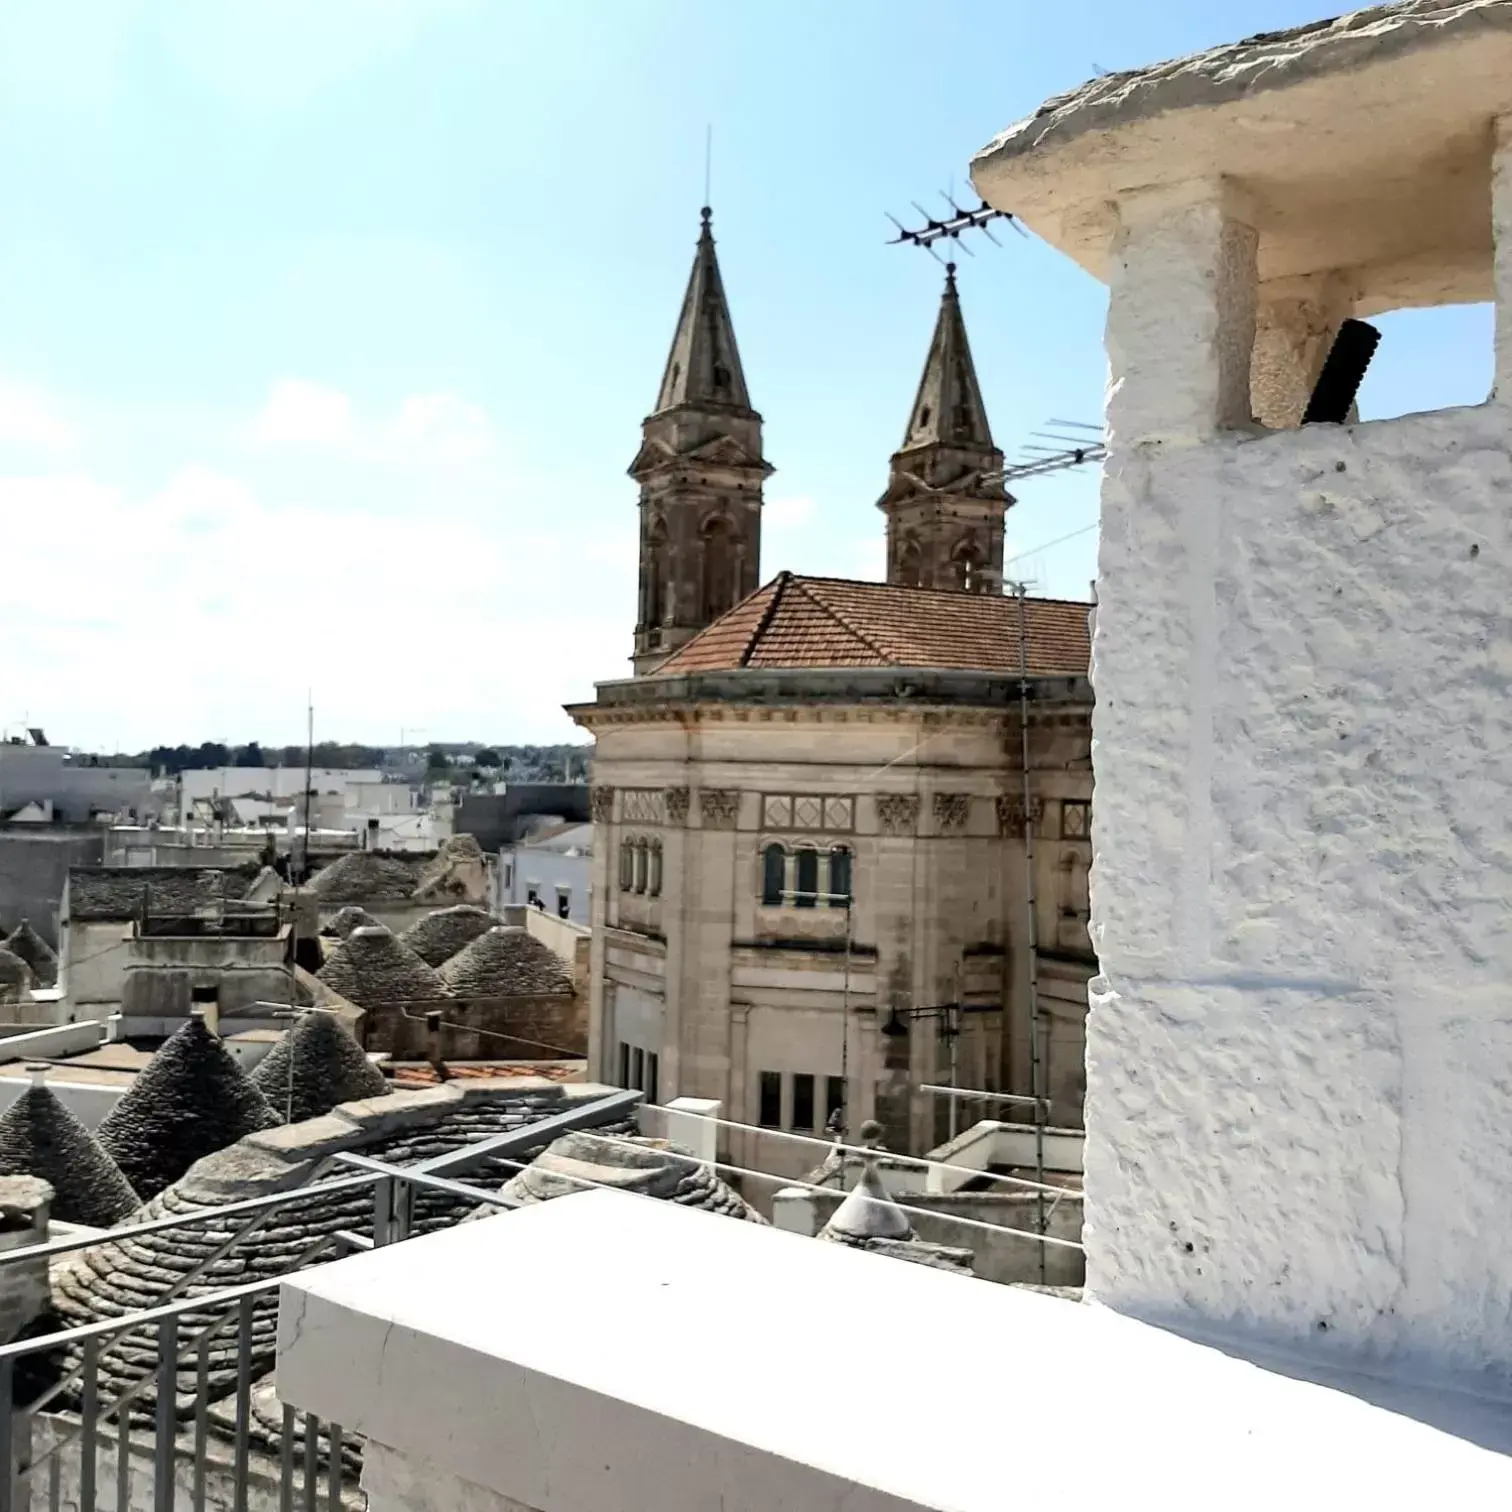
[275,1188,1512,1510]
[972,10,1512,1393]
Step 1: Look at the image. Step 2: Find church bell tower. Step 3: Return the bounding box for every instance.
[878,264,1011,594]
[629,208,772,676]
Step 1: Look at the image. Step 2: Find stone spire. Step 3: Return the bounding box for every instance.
[654,208,752,413]
[878,264,1011,595]
[629,208,772,677]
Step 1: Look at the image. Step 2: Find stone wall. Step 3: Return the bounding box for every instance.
[1087,169,1512,1386]
[362,992,585,1062]
[585,701,1096,1164]
[0,831,104,949]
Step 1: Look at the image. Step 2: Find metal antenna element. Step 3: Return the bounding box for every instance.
[885,195,1019,262]
[987,418,1107,484]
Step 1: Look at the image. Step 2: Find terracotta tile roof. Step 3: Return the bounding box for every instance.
[655,574,1091,677]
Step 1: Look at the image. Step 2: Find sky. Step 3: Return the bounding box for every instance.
[0,0,1494,751]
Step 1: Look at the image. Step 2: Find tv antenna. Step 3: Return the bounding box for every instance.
[886,191,1020,264]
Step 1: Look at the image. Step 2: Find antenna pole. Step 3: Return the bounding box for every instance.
[1012,582,1049,1283]
[300,693,314,884]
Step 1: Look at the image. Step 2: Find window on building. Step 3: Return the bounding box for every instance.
[618,1041,630,1088]
[761,843,785,906]
[644,518,668,626]
[758,1070,782,1129]
[633,840,648,894]
[701,516,736,622]
[794,848,819,908]
[792,1073,815,1133]
[632,1047,645,1092]
[826,1076,846,1128]
[619,840,634,891]
[647,1051,659,1106]
[648,841,663,897]
[828,846,852,909]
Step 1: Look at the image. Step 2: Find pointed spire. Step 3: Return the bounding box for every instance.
[653,208,752,413]
[899,264,995,452]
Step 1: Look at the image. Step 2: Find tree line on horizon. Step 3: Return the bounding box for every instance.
[75,741,590,781]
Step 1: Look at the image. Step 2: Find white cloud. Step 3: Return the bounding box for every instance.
[0,382,75,451]
[763,494,814,530]
[246,380,494,468]
[246,379,355,450]
[853,536,887,582]
[391,393,493,466]
[0,457,625,748]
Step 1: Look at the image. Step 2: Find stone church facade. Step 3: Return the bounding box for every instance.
[569,209,1095,1179]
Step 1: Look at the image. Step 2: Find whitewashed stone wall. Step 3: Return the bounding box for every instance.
[1088,173,1512,1388]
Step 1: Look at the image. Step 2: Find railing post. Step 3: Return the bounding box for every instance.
[81,1340,98,1512]
[372,1178,394,1247]
[233,1297,254,1512]
[153,1317,177,1512]
[0,1357,14,1512]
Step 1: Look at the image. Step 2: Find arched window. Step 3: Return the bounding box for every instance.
[644,518,668,626]
[649,841,663,898]
[952,536,983,593]
[897,536,922,589]
[619,840,634,891]
[794,848,819,909]
[827,846,852,909]
[701,516,735,622]
[761,843,786,906]
[633,840,649,894]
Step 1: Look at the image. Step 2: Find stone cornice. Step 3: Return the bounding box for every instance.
[566,667,1092,732]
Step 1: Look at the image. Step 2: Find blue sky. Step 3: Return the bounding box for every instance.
[0,0,1493,750]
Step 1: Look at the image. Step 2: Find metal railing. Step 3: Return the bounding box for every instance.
[0,1153,529,1512]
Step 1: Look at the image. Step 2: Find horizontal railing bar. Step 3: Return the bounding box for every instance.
[410,1087,645,1179]
[0,1271,288,1362]
[331,1153,519,1211]
[0,1172,381,1270]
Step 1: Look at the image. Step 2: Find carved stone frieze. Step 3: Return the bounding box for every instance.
[700,789,741,829]
[664,786,691,825]
[590,786,615,824]
[876,794,921,837]
[932,793,970,835]
[995,794,1046,836]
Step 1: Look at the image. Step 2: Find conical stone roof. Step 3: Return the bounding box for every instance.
[4,922,57,989]
[316,925,449,1014]
[401,906,500,968]
[96,1016,281,1202]
[0,1079,138,1226]
[251,1010,389,1123]
[820,1122,912,1242]
[440,926,573,999]
[498,1132,765,1222]
[308,852,417,904]
[412,835,488,904]
[0,949,34,1006]
[319,905,380,940]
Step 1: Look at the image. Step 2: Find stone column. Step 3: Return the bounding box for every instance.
[1105,178,1258,445]
[1494,115,1512,404]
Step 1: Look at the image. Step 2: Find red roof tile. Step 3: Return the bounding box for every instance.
[656,574,1091,677]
